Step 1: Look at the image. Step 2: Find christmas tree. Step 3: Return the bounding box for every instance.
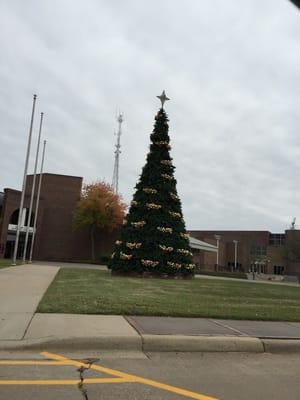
[109,91,195,277]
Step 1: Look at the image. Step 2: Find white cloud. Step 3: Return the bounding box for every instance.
[0,0,299,232]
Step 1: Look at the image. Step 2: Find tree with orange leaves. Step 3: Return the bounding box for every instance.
[73,181,127,261]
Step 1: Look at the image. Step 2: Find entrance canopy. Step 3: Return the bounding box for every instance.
[189,236,218,253]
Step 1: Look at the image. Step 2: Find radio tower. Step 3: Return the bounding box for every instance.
[112,112,124,194]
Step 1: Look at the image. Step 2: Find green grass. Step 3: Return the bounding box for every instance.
[37,268,300,321]
[0,259,16,268]
[196,270,247,279]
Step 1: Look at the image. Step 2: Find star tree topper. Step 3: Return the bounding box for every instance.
[157,90,170,108]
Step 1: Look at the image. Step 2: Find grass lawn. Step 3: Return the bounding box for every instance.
[37,268,300,321]
[0,259,20,269]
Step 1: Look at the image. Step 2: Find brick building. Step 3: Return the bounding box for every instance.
[1,173,298,277]
[189,230,300,276]
[0,173,117,261]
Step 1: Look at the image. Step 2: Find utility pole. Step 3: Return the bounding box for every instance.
[112,112,123,194]
[12,94,37,266]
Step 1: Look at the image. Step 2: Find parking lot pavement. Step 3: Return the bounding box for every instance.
[0,351,300,400]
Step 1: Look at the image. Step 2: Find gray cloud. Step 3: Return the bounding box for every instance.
[0,0,299,232]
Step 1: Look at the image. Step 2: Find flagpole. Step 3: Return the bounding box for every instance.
[22,112,44,263]
[28,140,46,263]
[12,94,37,266]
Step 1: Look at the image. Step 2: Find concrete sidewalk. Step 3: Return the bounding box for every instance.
[1,264,300,353]
[0,265,59,341]
[1,313,300,353]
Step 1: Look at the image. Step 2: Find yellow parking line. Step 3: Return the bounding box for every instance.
[0,377,133,385]
[0,361,70,366]
[43,352,219,400]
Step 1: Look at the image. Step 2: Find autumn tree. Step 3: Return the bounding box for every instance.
[73,182,126,261]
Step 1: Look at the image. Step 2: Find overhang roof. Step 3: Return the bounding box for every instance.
[189,236,218,253]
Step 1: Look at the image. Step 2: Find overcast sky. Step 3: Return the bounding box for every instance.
[1,0,299,232]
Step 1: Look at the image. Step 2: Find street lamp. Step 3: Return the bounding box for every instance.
[214,235,221,271]
[233,240,238,271]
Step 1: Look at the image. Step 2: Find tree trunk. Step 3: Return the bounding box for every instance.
[90,225,95,261]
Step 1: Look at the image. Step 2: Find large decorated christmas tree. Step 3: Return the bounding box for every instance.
[109,92,195,277]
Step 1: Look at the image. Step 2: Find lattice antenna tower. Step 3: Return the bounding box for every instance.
[112,111,124,194]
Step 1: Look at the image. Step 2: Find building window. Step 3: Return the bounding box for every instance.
[273,265,284,275]
[269,234,285,247]
[250,244,267,256]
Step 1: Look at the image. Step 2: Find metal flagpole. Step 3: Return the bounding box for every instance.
[28,140,46,263]
[22,112,44,263]
[12,94,37,266]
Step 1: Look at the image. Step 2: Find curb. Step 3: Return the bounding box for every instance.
[0,336,142,351]
[142,335,264,353]
[261,339,300,353]
[1,336,300,353]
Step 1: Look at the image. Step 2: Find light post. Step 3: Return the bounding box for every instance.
[233,240,238,271]
[214,234,221,271]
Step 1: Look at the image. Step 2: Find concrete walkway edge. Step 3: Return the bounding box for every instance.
[2,332,300,353]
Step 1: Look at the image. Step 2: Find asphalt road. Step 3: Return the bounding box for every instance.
[0,351,299,400]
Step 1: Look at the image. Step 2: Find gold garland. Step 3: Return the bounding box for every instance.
[153,140,169,146]
[180,233,189,240]
[170,192,179,201]
[160,160,172,166]
[146,203,162,210]
[177,249,193,256]
[115,240,122,245]
[126,242,142,249]
[131,200,138,207]
[159,245,173,252]
[161,173,174,181]
[111,252,115,259]
[120,252,133,260]
[141,259,159,267]
[157,226,173,234]
[169,211,181,218]
[153,141,171,150]
[167,261,182,269]
[184,263,196,270]
[143,188,157,194]
[131,221,146,228]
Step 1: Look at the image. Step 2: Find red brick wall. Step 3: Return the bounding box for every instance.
[0,174,117,262]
